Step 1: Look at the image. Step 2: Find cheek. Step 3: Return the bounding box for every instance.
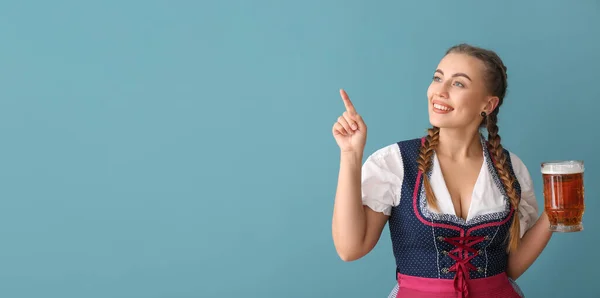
[452,92,480,114]
[426,84,434,99]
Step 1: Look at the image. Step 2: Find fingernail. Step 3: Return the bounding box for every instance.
[351,124,357,130]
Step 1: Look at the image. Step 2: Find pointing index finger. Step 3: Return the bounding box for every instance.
[340,89,357,115]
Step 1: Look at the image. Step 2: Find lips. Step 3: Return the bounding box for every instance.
[432,100,454,113]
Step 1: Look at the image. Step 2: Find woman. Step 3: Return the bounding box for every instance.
[331,44,553,298]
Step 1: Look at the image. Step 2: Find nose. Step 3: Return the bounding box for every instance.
[433,83,450,98]
[431,81,450,99]
[428,80,450,99]
[435,88,449,99]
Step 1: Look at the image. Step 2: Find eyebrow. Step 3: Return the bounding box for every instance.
[435,69,472,81]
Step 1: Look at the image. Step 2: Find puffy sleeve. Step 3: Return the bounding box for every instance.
[509,152,540,238]
[361,144,404,216]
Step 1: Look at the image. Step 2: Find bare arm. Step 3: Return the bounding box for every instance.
[332,152,389,261]
[507,212,552,280]
[330,89,388,262]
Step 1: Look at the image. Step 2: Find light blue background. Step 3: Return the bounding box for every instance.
[1,1,598,297]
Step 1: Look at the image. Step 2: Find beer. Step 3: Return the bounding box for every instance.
[541,160,585,232]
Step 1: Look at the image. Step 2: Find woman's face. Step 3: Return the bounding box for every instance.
[426,53,498,130]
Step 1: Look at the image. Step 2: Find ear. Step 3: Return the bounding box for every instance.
[483,96,500,114]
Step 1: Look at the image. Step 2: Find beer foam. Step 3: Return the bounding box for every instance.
[541,161,584,174]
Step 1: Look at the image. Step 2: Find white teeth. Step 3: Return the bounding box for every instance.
[434,103,452,111]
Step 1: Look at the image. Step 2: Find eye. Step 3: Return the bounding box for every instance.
[453,81,465,88]
[433,76,442,82]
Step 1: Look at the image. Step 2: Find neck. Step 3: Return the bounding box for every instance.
[436,128,482,160]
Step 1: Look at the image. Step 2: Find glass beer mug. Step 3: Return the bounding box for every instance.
[541,160,585,232]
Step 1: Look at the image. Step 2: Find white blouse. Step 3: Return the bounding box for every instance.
[361,142,540,238]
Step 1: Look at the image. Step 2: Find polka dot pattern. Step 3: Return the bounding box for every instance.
[387,137,521,281]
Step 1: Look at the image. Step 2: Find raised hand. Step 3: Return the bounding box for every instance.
[332,89,367,153]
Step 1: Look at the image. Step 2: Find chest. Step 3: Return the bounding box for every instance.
[437,156,484,220]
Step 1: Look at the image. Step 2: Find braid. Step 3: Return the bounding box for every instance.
[417,127,440,211]
[486,111,520,253]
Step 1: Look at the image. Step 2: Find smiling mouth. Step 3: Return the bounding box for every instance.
[433,102,454,113]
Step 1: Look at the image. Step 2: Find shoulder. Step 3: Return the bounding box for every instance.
[505,151,533,185]
[397,137,424,150]
[365,142,400,161]
[362,137,422,180]
[364,137,422,164]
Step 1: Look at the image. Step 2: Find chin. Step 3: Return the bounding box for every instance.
[429,118,465,129]
[429,114,451,128]
[429,117,478,131]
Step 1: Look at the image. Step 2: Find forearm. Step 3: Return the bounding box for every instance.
[507,212,553,280]
[332,152,367,260]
